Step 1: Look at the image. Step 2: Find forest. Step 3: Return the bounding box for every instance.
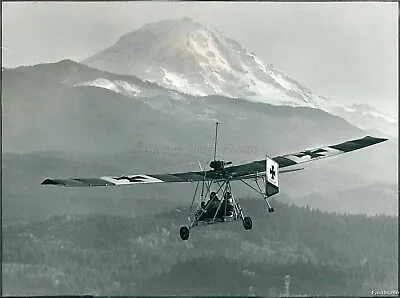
[2,197,398,296]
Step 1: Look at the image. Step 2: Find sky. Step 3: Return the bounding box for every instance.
[2,2,398,117]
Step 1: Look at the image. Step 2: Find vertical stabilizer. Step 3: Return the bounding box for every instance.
[266,156,279,197]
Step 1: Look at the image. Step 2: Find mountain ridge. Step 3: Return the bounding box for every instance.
[3,60,369,154]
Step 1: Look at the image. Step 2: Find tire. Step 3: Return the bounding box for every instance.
[179,226,190,240]
[243,216,252,230]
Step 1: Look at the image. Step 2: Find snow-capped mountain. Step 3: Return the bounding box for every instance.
[82,18,396,136]
[83,17,323,107]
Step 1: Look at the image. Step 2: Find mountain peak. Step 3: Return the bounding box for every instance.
[119,17,204,44]
[83,18,317,105]
[172,16,196,25]
[81,18,397,136]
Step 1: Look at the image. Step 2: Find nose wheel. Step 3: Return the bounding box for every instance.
[242,216,252,230]
[180,226,190,240]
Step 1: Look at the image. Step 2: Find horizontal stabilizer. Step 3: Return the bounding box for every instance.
[279,167,304,174]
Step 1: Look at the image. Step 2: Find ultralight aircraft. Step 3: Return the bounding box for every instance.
[42,123,388,240]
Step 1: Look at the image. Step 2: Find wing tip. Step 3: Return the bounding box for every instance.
[41,179,64,186]
[364,135,389,143]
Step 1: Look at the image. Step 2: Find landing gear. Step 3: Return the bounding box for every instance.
[180,226,190,240]
[268,207,275,213]
[243,216,253,230]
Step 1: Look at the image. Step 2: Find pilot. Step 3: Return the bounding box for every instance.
[205,192,219,215]
[208,192,219,206]
[197,192,220,221]
[221,192,234,216]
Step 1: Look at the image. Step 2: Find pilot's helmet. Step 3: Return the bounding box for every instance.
[210,192,217,199]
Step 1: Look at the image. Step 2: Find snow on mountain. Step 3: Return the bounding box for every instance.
[160,67,206,97]
[75,78,142,97]
[349,103,397,123]
[82,17,397,136]
[324,102,398,136]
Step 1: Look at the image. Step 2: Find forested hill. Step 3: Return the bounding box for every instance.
[3,198,398,296]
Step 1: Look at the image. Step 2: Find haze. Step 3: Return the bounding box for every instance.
[2,2,398,117]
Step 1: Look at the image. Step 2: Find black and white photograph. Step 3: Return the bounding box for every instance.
[2,2,398,296]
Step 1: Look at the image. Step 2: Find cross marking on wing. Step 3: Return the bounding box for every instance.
[113,175,147,183]
[294,148,327,159]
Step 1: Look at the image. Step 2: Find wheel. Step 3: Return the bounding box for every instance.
[268,207,275,213]
[243,216,252,230]
[179,226,190,240]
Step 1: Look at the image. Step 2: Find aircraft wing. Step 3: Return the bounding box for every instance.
[219,135,388,180]
[273,135,388,167]
[41,136,387,187]
[41,172,213,187]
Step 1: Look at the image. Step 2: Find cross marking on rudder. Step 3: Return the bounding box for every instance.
[270,165,276,180]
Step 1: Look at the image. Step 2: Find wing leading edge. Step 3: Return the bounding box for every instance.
[41,136,387,187]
